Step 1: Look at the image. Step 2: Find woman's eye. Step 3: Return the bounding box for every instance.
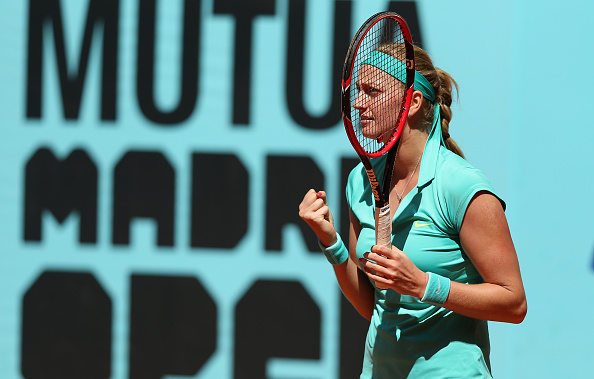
[355,84,380,96]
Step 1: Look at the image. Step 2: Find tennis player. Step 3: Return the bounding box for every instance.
[299,44,526,378]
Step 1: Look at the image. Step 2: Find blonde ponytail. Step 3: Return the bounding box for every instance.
[414,47,465,158]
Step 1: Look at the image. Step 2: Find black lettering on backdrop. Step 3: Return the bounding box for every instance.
[388,1,424,48]
[265,155,324,252]
[20,274,324,379]
[340,290,368,379]
[136,0,201,125]
[286,0,352,129]
[129,274,216,379]
[21,271,111,379]
[339,157,359,241]
[191,153,248,248]
[234,280,320,379]
[113,151,175,246]
[26,0,119,120]
[23,149,336,250]
[213,0,276,125]
[25,0,424,127]
[20,3,426,377]
[24,148,97,243]
[338,157,368,379]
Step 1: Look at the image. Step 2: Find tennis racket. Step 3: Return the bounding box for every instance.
[341,12,415,248]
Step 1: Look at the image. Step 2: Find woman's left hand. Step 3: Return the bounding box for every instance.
[360,244,428,297]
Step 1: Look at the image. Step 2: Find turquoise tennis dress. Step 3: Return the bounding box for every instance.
[346,122,503,378]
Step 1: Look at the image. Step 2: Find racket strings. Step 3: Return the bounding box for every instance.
[349,19,408,156]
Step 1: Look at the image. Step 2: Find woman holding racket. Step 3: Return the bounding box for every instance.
[299,13,526,379]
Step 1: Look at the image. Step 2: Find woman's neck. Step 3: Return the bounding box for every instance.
[393,128,428,179]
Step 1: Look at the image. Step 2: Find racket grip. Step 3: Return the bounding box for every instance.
[375,204,392,248]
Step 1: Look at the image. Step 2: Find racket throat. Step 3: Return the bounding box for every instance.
[365,167,385,203]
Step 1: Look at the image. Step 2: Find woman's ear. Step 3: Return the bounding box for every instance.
[407,90,424,117]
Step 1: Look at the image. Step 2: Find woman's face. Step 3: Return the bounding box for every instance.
[353,64,404,141]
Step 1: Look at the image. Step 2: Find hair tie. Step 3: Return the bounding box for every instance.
[443,132,450,139]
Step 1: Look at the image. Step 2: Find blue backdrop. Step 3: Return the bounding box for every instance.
[1,0,593,378]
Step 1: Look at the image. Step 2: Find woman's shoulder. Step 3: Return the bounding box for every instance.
[434,149,504,229]
[436,149,492,191]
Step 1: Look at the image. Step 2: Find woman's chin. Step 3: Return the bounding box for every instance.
[361,126,389,142]
[361,124,378,139]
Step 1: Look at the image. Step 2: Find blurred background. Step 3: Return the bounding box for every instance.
[1,0,593,378]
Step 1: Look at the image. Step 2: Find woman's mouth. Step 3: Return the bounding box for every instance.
[360,116,373,126]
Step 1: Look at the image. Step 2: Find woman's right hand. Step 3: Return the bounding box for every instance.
[298,189,337,247]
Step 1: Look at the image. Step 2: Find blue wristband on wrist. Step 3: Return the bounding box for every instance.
[421,272,451,306]
[318,233,349,265]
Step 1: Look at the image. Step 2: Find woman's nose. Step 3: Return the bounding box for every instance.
[353,91,366,110]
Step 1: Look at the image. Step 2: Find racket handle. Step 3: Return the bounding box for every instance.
[375,204,392,248]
